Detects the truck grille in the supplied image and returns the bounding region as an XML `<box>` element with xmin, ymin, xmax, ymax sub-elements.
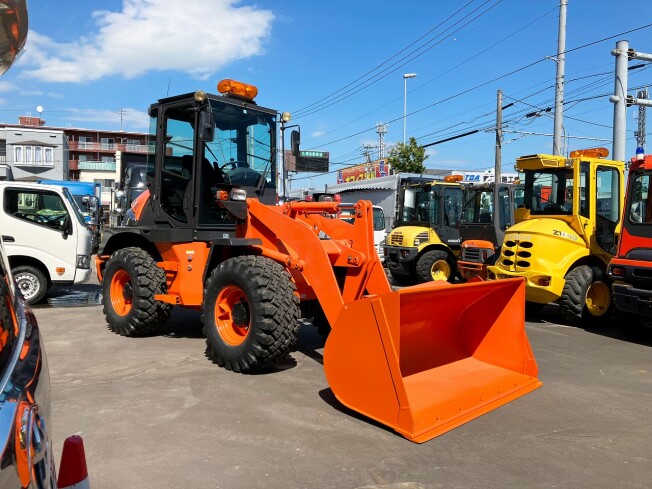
<box><xmin>388</xmin><ymin>232</ymin><xmax>404</xmax><ymax>246</ymax></box>
<box><xmin>462</xmin><ymin>248</ymin><xmax>482</xmax><ymax>262</ymax></box>
<box><xmin>500</xmin><ymin>240</ymin><xmax>533</xmax><ymax>270</ymax></box>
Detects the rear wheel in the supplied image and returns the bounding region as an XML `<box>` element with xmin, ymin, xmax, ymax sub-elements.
<box><xmin>102</xmin><ymin>247</ymin><xmax>171</xmax><ymax>336</ymax></box>
<box><xmin>203</xmin><ymin>255</ymin><xmax>301</xmax><ymax>372</ymax></box>
<box><xmin>13</xmin><ymin>265</ymin><xmax>48</xmax><ymax>304</ymax></box>
<box><xmin>559</xmin><ymin>265</ymin><xmax>612</xmax><ymax>326</ymax></box>
<box><xmin>416</xmin><ymin>250</ymin><xmax>454</xmax><ymax>283</ymax></box>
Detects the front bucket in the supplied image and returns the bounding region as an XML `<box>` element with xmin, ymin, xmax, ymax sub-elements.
<box><xmin>323</xmin><ymin>278</ymin><xmax>541</xmax><ymax>443</ymax></box>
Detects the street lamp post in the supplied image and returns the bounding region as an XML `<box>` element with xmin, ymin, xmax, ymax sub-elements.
<box><xmin>403</xmin><ymin>73</ymin><xmax>417</xmax><ymax>145</ymax></box>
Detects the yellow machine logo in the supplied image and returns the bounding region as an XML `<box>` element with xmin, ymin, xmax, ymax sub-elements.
<box><xmin>552</xmin><ymin>229</ymin><xmax>578</xmax><ymax>241</ymax></box>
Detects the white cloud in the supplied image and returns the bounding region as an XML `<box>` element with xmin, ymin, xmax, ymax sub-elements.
<box><xmin>311</xmin><ymin>130</ymin><xmax>326</xmax><ymax>138</ymax></box>
<box><xmin>21</xmin><ymin>0</ymin><xmax>274</xmax><ymax>83</ymax></box>
<box><xmin>63</xmin><ymin>108</ymin><xmax>150</xmax><ymax>131</ymax></box>
<box><xmin>0</xmin><ymin>81</ymin><xmax>16</xmax><ymax>92</ymax></box>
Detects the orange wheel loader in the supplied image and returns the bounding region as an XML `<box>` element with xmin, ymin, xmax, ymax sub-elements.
<box><xmin>96</xmin><ymin>79</ymin><xmax>542</xmax><ymax>443</ymax></box>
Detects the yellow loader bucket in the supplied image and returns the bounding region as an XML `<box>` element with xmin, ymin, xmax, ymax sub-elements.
<box><xmin>323</xmin><ymin>278</ymin><xmax>541</xmax><ymax>443</ymax></box>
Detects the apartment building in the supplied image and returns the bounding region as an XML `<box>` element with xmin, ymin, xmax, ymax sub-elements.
<box><xmin>0</xmin><ymin>116</ymin><xmax>151</xmax><ymax>206</ymax></box>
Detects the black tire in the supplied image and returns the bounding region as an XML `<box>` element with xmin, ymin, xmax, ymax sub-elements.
<box><xmin>13</xmin><ymin>265</ymin><xmax>48</xmax><ymax>304</ymax></box>
<box><xmin>559</xmin><ymin>265</ymin><xmax>612</xmax><ymax>326</ymax></box>
<box><xmin>202</xmin><ymin>255</ymin><xmax>301</xmax><ymax>373</ymax></box>
<box><xmin>102</xmin><ymin>247</ymin><xmax>171</xmax><ymax>336</ymax></box>
<box><xmin>415</xmin><ymin>250</ymin><xmax>454</xmax><ymax>283</ymax></box>
<box><xmin>389</xmin><ymin>270</ymin><xmax>417</xmax><ymax>286</ymax></box>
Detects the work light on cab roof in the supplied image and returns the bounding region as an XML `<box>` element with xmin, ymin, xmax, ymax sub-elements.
<box><xmin>217</xmin><ymin>79</ymin><xmax>258</xmax><ymax>101</ymax></box>
<box><xmin>444</xmin><ymin>174</ymin><xmax>463</xmax><ymax>183</ymax></box>
<box><xmin>569</xmin><ymin>147</ymin><xmax>609</xmax><ymax>159</ymax></box>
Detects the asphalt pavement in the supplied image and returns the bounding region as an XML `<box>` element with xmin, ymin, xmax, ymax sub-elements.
<box><xmin>33</xmin><ymin>276</ymin><xmax>652</xmax><ymax>489</ymax></box>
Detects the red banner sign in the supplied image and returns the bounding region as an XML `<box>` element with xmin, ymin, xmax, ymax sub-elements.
<box><xmin>337</xmin><ymin>160</ymin><xmax>391</xmax><ymax>184</ymax></box>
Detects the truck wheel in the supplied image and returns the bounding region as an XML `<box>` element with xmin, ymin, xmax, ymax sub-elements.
<box><xmin>416</xmin><ymin>250</ymin><xmax>454</xmax><ymax>283</ymax></box>
<box><xmin>203</xmin><ymin>256</ymin><xmax>301</xmax><ymax>373</ymax></box>
<box><xmin>13</xmin><ymin>265</ymin><xmax>48</xmax><ymax>304</ymax></box>
<box><xmin>102</xmin><ymin>247</ymin><xmax>171</xmax><ymax>336</ymax></box>
<box><xmin>560</xmin><ymin>265</ymin><xmax>612</xmax><ymax>326</ymax></box>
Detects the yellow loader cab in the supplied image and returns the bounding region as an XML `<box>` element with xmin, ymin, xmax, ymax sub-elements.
<box><xmin>384</xmin><ymin>177</ymin><xmax>464</xmax><ymax>284</ymax></box>
<box><xmin>487</xmin><ymin>148</ymin><xmax>624</xmax><ymax>325</ymax></box>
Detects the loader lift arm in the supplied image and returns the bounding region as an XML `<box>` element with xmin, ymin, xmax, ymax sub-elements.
<box><xmin>238</xmin><ymin>198</ymin><xmax>542</xmax><ymax>443</ymax></box>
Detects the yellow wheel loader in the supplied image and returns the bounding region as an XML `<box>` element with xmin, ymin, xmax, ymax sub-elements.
<box><xmin>95</xmin><ymin>79</ymin><xmax>541</xmax><ymax>443</ymax></box>
<box><xmin>487</xmin><ymin>148</ymin><xmax>624</xmax><ymax>325</ymax></box>
<box><xmin>384</xmin><ymin>176</ymin><xmax>464</xmax><ymax>284</ymax></box>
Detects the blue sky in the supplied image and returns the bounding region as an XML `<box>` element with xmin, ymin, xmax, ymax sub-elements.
<box><xmin>3</xmin><ymin>0</ymin><xmax>652</xmax><ymax>190</ymax></box>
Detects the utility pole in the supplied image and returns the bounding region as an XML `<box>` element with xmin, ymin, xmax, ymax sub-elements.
<box><xmin>552</xmin><ymin>0</ymin><xmax>567</xmax><ymax>156</ymax></box>
<box><xmin>361</xmin><ymin>144</ymin><xmax>374</xmax><ymax>163</ymax></box>
<box><xmin>495</xmin><ymin>89</ymin><xmax>503</xmax><ymax>185</ymax></box>
<box><xmin>494</xmin><ymin>89</ymin><xmax>503</xmax><ymax>228</ymax></box>
<box><xmin>610</xmin><ymin>41</ymin><xmax>652</xmax><ymax>161</ymax></box>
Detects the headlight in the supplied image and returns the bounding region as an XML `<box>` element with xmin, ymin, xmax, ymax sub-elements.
<box><xmin>230</xmin><ymin>188</ymin><xmax>247</xmax><ymax>201</ymax></box>
<box><xmin>76</xmin><ymin>255</ymin><xmax>91</xmax><ymax>269</ymax></box>
<box><xmin>413</xmin><ymin>232</ymin><xmax>429</xmax><ymax>246</ymax></box>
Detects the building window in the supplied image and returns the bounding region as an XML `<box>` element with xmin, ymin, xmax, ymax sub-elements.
<box><xmin>13</xmin><ymin>145</ymin><xmax>55</xmax><ymax>167</ymax></box>
<box><xmin>79</xmin><ymin>136</ymin><xmax>92</xmax><ymax>150</ymax></box>
<box><xmin>94</xmin><ymin>178</ymin><xmax>114</xmax><ymax>189</ymax></box>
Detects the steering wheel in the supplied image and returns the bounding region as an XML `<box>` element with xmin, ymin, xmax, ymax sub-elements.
<box><xmin>220</xmin><ymin>161</ymin><xmax>249</xmax><ymax>171</ymax></box>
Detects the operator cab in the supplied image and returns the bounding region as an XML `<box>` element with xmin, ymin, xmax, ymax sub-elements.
<box><xmin>148</xmin><ymin>80</ymin><xmax>278</xmax><ymax>230</ymax></box>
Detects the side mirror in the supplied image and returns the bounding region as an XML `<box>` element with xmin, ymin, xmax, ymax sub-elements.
<box><xmin>199</xmin><ymin>110</ymin><xmax>215</xmax><ymax>142</ymax></box>
<box><xmin>81</xmin><ymin>195</ymin><xmax>89</xmax><ymax>204</ymax></box>
<box><xmin>0</xmin><ymin>1</ymin><xmax>28</xmax><ymax>76</ymax></box>
<box><xmin>61</xmin><ymin>215</ymin><xmax>71</xmax><ymax>238</ymax></box>
<box><xmin>291</xmin><ymin>130</ymin><xmax>300</xmax><ymax>157</ymax></box>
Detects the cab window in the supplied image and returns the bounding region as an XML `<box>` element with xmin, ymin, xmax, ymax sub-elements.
<box><xmin>595</xmin><ymin>166</ymin><xmax>620</xmax><ymax>253</ymax></box>
<box><xmin>373</xmin><ymin>207</ymin><xmax>386</xmax><ymax>231</ymax></box>
<box><xmin>444</xmin><ymin>187</ymin><xmax>463</xmax><ymax>228</ymax></box>
<box><xmin>4</xmin><ymin>189</ymin><xmax>70</xmax><ymax>232</ymax></box>
<box><xmin>628</xmin><ymin>174</ymin><xmax>650</xmax><ymax>224</ymax></box>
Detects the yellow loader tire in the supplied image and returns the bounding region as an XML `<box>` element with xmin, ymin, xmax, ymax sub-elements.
<box><xmin>559</xmin><ymin>265</ymin><xmax>612</xmax><ymax>326</ymax></box>
<box><xmin>416</xmin><ymin>250</ymin><xmax>454</xmax><ymax>283</ymax></box>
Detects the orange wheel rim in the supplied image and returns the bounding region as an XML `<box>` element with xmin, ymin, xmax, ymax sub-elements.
<box><xmin>214</xmin><ymin>285</ymin><xmax>250</xmax><ymax>346</ymax></box>
<box><xmin>110</xmin><ymin>269</ymin><xmax>133</xmax><ymax>316</ymax></box>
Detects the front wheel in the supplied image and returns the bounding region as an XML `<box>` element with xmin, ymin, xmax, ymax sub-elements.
<box><xmin>203</xmin><ymin>255</ymin><xmax>301</xmax><ymax>373</ymax></box>
<box><xmin>559</xmin><ymin>265</ymin><xmax>612</xmax><ymax>326</ymax></box>
<box><xmin>416</xmin><ymin>250</ymin><xmax>454</xmax><ymax>283</ymax></box>
<box><xmin>13</xmin><ymin>265</ymin><xmax>48</xmax><ymax>304</ymax></box>
<box><xmin>102</xmin><ymin>247</ymin><xmax>171</xmax><ymax>336</ymax></box>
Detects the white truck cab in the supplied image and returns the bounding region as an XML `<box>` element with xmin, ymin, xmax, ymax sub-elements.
<box><xmin>0</xmin><ymin>181</ymin><xmax>93</xmax><ymax>304</ymax></box>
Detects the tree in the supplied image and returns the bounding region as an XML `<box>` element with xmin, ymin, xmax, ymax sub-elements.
<box><xmin>386</xmin><ymin>137</ymin><xmax>428</xmax><ymax>174</ymax></box>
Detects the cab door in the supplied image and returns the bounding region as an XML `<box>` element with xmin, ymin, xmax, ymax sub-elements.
<box><xmin>439</xmin><ymin>186</ymin><xmax>463</xmax><ymax>249</ymax></box>
<box><xmin>2</xmin><ymin>187</ymin><xmax>77</xmax><ymax>282</ymax></box>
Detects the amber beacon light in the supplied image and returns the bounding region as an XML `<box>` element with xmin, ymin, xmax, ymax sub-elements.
<box><xmin>217</xmin><ymin>79</ymin><xmax>258</xmax><ymax>101</ymax></box>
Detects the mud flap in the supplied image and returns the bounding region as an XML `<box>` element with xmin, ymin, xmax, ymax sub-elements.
<box><xmin>323</xmin><ymin>278</ymin><xmax>541</xmax><ymax>443</ymax></box>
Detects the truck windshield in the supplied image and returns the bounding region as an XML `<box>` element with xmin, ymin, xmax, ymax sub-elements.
<box><xmin>71</xmin><ymin>195</ymin><xmax>91</xmax><ymax>218</ymax></box>
<box><xmin>461</xmin><ymin>187</ymin><xmax>494</xmax><ymax>224</ymax></box>
<box><xmin>63</xmin><ymin>188</ymin><xmax>88</xmax><ymax>227</ymax></box>
<box><xmin>206</xmin><ymin>99</ymin><xmax>276</xmax><ymax>191</ymax></box>
<box><xmin>523</xmin><ymin>169</ymin><xmax>575</xmax><ymax>215</ymax></box>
